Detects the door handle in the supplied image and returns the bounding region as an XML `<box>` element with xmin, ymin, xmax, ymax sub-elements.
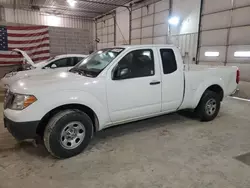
<box><xmin>150</xmin><ymin>81</ymin><xmax>161</xmax><ymax>85</ymax></box>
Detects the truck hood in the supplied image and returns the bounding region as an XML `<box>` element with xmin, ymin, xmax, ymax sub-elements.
<box><xmin>12</xmin><ymin>49</ymin><xmax>35</xmax><ymax>67</ymax></box>
<box><xmin>10</xmin><ymin>71</ymin><xmax>93</xmax><ymax>94</ymax></box>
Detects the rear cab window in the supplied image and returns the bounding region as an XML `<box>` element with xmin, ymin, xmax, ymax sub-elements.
<box><xmin>160</xmin><ymin>49</ymin><xmax>177</xmax><ymax>74</ymax></box>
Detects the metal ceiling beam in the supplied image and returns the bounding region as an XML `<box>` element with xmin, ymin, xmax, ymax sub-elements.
<box><xmin>78</xmin><ymin>0</ymin><xmax>130</xmax><ymax>8</ymax></box>
<box><xmin>0</xmin><ymin>2</ymin><xmax>103</xmax><ymax>14</ymax></box>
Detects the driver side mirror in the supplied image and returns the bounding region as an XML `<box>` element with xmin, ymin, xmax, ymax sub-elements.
<box><xmin>113</xmin><ymin>65</ymin><xmax>129</xmax><ymax>80</ymax></box>
<box><xmin>51</xmin><ymin>64</ymin><xmax>57</xmax><ymax>69</ymax></box>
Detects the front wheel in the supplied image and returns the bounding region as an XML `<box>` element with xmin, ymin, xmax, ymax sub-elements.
<box><xmin>195</xmin><ymin>90</ymin><xmax>221</xmax><ymax>122</ymax></box>
<box><xmin>44</xmin><ymin>109</ymin><xmax>93</xmax><ymax>158</ymax></box>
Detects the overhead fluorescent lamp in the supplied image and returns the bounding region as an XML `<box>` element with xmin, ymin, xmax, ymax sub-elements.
<box><xmin>234</xmin><ymin>51</ymin><xmax>250</xmax><ymax>57</ymax></box>
<box><xmin>205</xmin><ymin>51</ymin><xmax>220</xmax><ymax>57</ymax></box>
<box><xmin>168</xmin><ymin>16</ymin><xmax>180</xmax><ymax>26</ymax></box>
<box><xmin>67</xmin><ymin>0</ymin><xmax>76</xmax><ymax>7</ymax></box>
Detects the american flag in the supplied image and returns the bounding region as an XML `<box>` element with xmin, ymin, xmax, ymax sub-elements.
<box><xmin>0</xmin><ymin>25</ymin><xmax>50</xmax><ymax>65</ymax></box>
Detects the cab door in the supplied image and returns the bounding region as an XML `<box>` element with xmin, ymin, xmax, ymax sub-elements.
<box><xmin>106</xmin><ymin>48</ymin><xmax>162</xmax><ymax>123</ymax></box>
<box><xmin>158</xmin><ymin>48</ymin><xmax>184</xmax><ymax>112</ymax></box>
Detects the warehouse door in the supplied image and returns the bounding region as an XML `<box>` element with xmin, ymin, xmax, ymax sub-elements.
<box><xmin>198</xmin><ymin>0</ymin><xmax>250</xmax><ymax>82</ymax></box>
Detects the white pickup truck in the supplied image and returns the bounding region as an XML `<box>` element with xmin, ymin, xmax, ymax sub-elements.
<box><xmin>0</xmin><ymin>49</ymin><xmax>87</xmax><ymax>88</ymax></box>
<box><xmin>3</xmin><ymin>45</ymin><xmax>239</xmax><ymax>158</ymax></box>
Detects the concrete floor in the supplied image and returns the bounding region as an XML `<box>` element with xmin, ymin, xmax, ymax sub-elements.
<box><xmin>1</xmin><ymin>98</ymin><xmax>250</xmax><ymax>188</ymax></box>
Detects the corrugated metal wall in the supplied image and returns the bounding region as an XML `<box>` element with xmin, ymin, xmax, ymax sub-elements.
<box><xmin>170</xmin><ymin>33</ymin><xmax>198</xmax><ymax>64</ymax></box>
<box><xmin>2</xmin><ymin>8</ymin><xmax>93</xmax><ymax>30</ymax></box>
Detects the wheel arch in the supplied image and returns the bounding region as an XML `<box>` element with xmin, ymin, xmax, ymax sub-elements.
<box><xmin>194</xmin><ymin>83</ymin><xmax>224</xmax><ymax>109</ymax></box>
<box><xmin>36</xmin><ymin>103</ymin><xmax>99</xmax><ymax>137</ymax></box>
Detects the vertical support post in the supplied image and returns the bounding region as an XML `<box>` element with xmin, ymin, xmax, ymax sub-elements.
<box><xmin>128</xmin><ymin>4</ymin><xmax>132</xmax><ymax>44</ymax></box>
<box><xmin>168</xmin><ymin>0</ymin><xmax>173</xmax><ymax>36</ymax></box>
<box><xmin>113</xmin><ymin>10</ymin><xmax>116</xmax><ymax>46</ymax></box>
<box><xmin>195</xmin><ymin>0</ymin><xmax>204</xmax><ymax>64</ymax></box>
<box><xmin>224</xmin><ymin>0</ymin><xmax>235</xmax><ymax>66</ymax></box>
<box><xmin>95</xmin><ymin>19</ymin><xmax>97</xmax><ymax>50</ymax></box>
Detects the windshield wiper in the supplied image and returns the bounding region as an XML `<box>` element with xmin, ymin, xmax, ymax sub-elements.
<box><xmin>69</xmin><ymin>68</ymin><xmax>95</xmax><ymax>77</ymax></box>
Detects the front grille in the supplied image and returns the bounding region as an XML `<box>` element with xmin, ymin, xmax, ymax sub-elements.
<box><xmin>4</xmin><ymin>90</ymin><xmax>14</xmax><ymax>109</ymax></box>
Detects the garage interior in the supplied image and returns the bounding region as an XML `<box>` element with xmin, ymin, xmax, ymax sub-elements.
<box><xmin>0</xmin><ymin>0</ymin><xmax>250</xmax><ymax>187</ymax></box>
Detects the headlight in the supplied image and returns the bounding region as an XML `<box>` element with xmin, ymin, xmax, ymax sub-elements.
<box><xmin>10</xmin><ymin>94</ymin><xmax>37</xmax><ymax>110</ymax></box>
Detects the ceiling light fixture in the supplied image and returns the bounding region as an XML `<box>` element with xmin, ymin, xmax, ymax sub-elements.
<box><xmin>67</xmin><ymin>0</ymin><xmax>77</xmax><ymax>7</ymax></box>
<box><xmin>234</xmin><ymin>51</ymin><xmax>250</xmax><ymax>57</ymax></box>
<box><xmin>168</xmin><ymin>16</ymin><xmax>180</xmax><ymax>26</ymax></box>
<box><xmin>205</xmin><ymin>51</ymin><xmax>220</xmax><ymax>57</ymax></box>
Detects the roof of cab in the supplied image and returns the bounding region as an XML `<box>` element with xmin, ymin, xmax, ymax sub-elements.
<box><xmin>115</xmin><ymin>44</ymin><xmax>175</xmax><ymax>49</ymax></box>
<box><xmin>55</xmin><ymin>54</ymin><xmax>88</xmax><ymax>58</ymax></box>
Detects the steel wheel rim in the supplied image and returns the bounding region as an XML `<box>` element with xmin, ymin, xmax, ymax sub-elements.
<box><xmin>60</xmin><ymin>121</ymin><xmax>85</xmax><ymax>150</ymax></box>
<box><xmin>205</xmin><ymin>98</ymin><xmax>217</xmax><ymax>116</ymax></box>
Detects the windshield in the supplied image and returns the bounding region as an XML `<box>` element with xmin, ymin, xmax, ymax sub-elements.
<box><xmin>70</xmin><ymin>48</ymin><xmax>124</xmax><ymax>77</ymax></box>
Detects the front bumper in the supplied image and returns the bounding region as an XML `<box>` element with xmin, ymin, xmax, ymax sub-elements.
<box><xmin>4</xmin><ymin>116</ymin><xmax>39</xmax><ymax>140</ymax></box>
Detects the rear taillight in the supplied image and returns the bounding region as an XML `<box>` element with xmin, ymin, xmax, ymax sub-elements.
<box><xmin>236</xmin><ymin>69</ymin><xmax>240</xmax><ymax>84</ymax></box>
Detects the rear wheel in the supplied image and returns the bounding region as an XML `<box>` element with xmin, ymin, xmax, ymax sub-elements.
<box><xmin>44</xmin><ymin>109</ymin><xmax>93</xmax><ymax>158</ymax></box>
<box><xmin>195</xmin><ymin>90</ymin><xmax>220</xmax><ymax>121</ymax></box>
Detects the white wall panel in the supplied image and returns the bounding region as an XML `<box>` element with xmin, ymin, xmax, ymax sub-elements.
<box><xmin>154</xmin><ymin>10</ymin><xmax>168</xmax><ymax>25</ymax></box>
<box><xmin>201</xmin><ymin>11</ymin><xmax>231</xmax><ymax>31</ymax></box>
<box><xmin>97</xmin><ymin>22</ymin><xmax>102</xmax><ymax>29</ymax></box>
<box><xmin>142</xmin><ymin>26</ymin><xmax>153</xmax><ymax>38</ymax></box>
<box><xmin>153</xmin><ymin>36</ymin><xmax>167</xmax><ymax>44</ymax></box>
<box><xmin>97</xmin><ymin>43</ymin><xmax>102</xmax><ymax>49</ymax></box>
<box><xmin>132</xmin><ymin>18</ymin><xmax>141</xmax><ymax>29</ymax></box>
<box><xmin>154</xmin><ymin>24</ymin><xmax>168</xmax><ymax>36</ymax></box>
<box><xmin>97</xmin><ymin>29</ymin><xmax>102</xmax><ymax>36</ymax></box>
<box><xmin>130</xmin><ymin>0</ymin><xmax>169</xmax><ymax>45</ymax></box>
<box><xmin>131</xmin><ymin>29</ymin><xmax>141</xmax><ymax>39</ymax></box>
<box><xmin>108</xmin><ymin>26</ymin><xmax>114</xmax><ymax>34</ymax></box>
<box><xmin>234</xmin><ymin>0</ymin><xmax>250</xmax><ymax>7</ymax></box>
<box><xmin>131</xmin><ymin>39</ymin><xmax>141</xmax><ymax>44</ymax></box>
<box><xmin>200</xmin><ymin>29</ymin><xmax>228</xmax><ymax>46</ymax></box>
<box><xmin>102</xmin><ymin>35</ymin><xmax>108</xmax><ymax>43</ymax></box>
<box><xmin>132</xmin><ymin>8</ymin><xmax>142</xmax><ymax>19</ymax></box>
<box><xmin>115</xmin><ymin>7</ymin><xmax>129</xmax><ymax>45</ymax></box>
<box><xmin>202</xmin><ymin>0</ymin><xmax>232</xmax><ymax>14</ymax></box>
<box><xmin>155</xmin><ymin>0</ymin><xmax>170</xmax><ymax>13</ymax></box>
<box><xmin>229</xmin><ymin>26</ymin><xmax>250</xmax><ymax>45</ymax></box>
<box><xmin>142</xmin><ymin>4</ymin><xmax>154</xmax><ymax>16</ymax></box>
<box><xmin>102</xmin><ymin>27</ymin><xmax>108</xmax><ymax>35</ymax></box>
<box><xmin>107</xmin><ymin>42</ymin><xmax>114</xmax><ymax>47</ymax></box>
<box><xmin>108</xmin><ymin>34</ymin><xmax>114</xmax><ymax>42</ymax></box>
<box><xmin>142</xmin><ymin>15</ymin><xmax>154</xmax><ymax>27</ymax></box>
<box><xmin>232</xmin><ymin>7</ymin><xmax>250</xmax><ymax>27</ymax></box>
<box><xmin>96</xmin><ymin>15</ymin><xmax>115</xmax><ymax>49</ymax></box>
<box><xmin>107</xmin><ymin>18</ymin><xmax>114</xmax><ymax>26</ymax></box>
<box><xmin>141</xmin><ymin>38</ymin><xmax>153</xmax><ymax>44</ymax></box>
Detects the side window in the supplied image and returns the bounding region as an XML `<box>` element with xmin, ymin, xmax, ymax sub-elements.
<box><xmin>113</xmin><ymin>49</ymin><xmax>154</xmax><ymax>80</ymax></box>
<box><xmin>48</xmin><ymin>58</ymin><xmax>69</xmax><ymax>68</ymax></box>
<box><xmin>66</xmin><ymin>57</ymin><xmax>76</xmax><ymax>67</ymax></box>
<box><xmin>73</xmin><ymin>57</ymin><xmax>84</xmax><ymax>66</ymax></box>
<box><xmin>160</xmin><ymin>49</ymin><xmax>177</xmax><ymax>74</ymax></box>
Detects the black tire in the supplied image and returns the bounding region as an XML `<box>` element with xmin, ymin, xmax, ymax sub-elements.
<box><xmin>44</xmin><ymin>109</ymin><xmax>93</xmax><ymax>159</ymax></box>
<box><xmin>195</xmin><ymin>90</ymin><xmax>221</xmax><ymax>122</ymax></box>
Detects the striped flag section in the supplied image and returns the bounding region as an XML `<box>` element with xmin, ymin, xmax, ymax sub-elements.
<box><xmin>0</xmin><ymin>26</ymin><xmax>50</xmax><ymax>65</ymax></box>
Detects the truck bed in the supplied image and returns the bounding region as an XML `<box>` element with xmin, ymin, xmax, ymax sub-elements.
<box><xmin>180</xmin><ymin>64</ymin><xmax>238</xmax><ymax>110</ymax></box>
